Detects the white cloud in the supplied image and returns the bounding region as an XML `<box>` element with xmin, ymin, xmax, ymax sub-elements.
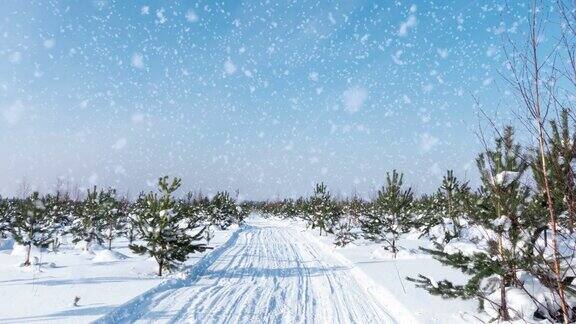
<box><xmin>391</xmin><ymin>50</ymin><xmax>405</xmax><ymax>65</ymax></box>
<box><xmin>131</xmin><ymin>53</ymin><xmax>144</xmax><ymax>69</ymax></box>
<box><xmin>88</xmin><ymin>173</ymin><xmax>99</xmax><ymax>185</ymax></box>
<box><xmin>419</xmin><ymin>133</ymin><xmax>439</xmax><ymax>152</ymax></box>
<box><xmin>185</xmin><ymin>9</ymin><xmax>199</xmax><ymax>23</ymax></box>
<box><xmin>308</xmin><ymin>71</ymin><xmax>319</xmax><ymax>82</ymax></box>
<box><xmin>224</xmin><ymin>59</ymin><xmax>237</xmax><ymax>75</ymax></box>
<box><xmin>155</xmin><ymin>8</ymin><xmax>167</xmax><ymax>24</ymax></box>
<box><xmin>3</xmin><ymin>100</ymin><xmax>24</xmax><ymax>125</ymax></box>
<box><xmin>114</xmin><ymin>165</ymin><xmax>126</xmax><ymax>175</ymax></box>
<box><xmin>43</xmin><ymin>39</ymin><xmax>55</xmax><ymax>49</ymax></box>
<box><xmin>141</xmin><ymin>6</ymin><xmax>149</xmax><ymax>15</ymax></box>
<box><xmin>112</xmin><ymin>138</ymin><xmax>127</xmax><ymax>150</ymax></box>
<box><xmin>131</xmin><ymin>113</ymin><xmax>145</xmax><ymax>124</ymax></box>
<box><xmin>342</xmin><ymin>87</ymin><xmax>368</xmax><ymax>113</ymax></box>
<box><xmin>437</xmin><ymin>48</ymin><xmax>449</xmax><ymax>59</ymax></box>
<box><xmin>398</xmin><ymin>15</ymin><xmax>417</xmax><ymax>36</ymax></box>
<box><xmin>402</xmin><ymin>95</ymin><xmax>412</xmax><ymax>104</ymax></box>
<box><xmin>486</xmin><ymin>45</ymin><xmax>498</xmax><ymax>57</ymax></box>
<box><xmin>9</xmin><ymin>51</ymin><xmax>21</xmax><ymax>64</ymax></box>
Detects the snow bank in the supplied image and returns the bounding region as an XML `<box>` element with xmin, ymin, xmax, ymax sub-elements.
<box><xmin>10</xmin><ymin>243</ymin><xmax>41</xmax><ymax>256</ymax></box>
<box><xmin>74</xmin><ymin>241</ymin><xmax>105</xmax><ymax>254</ymax></box>
<box><xmin>302</xmin><ymin>230</ymin><xmax>420</xmax><ymax>324</ymax></box>
<box><xmin>94</xmin><ymin>225</ymin><xmax>245</xmax><ymax>323</ymax></box>
<box><xmin>0</xmin><ymin>238</ymin><xmax>14</xmax><ymax>251</ymax></box>
<box><xmin>92</xmin><ymin>249</ymin><xmax>128</xmax><ymax>263</ymax></box>
<box><xmin>371</xmin><ymin>245</ymin><xmax>429</xmax><ymax>260</ymax></box>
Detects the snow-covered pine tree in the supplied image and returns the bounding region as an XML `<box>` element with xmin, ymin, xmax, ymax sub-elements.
<box><xmin>343</xmin><ymin>195</ymin><xmax>366</xmax><ymax>226</ymax></box>
<box><xmin>361</xmin><ymin>170</ymin><xmax>413</xmax><ymax>257</ymax></box>
<box><xmin>438</xmin><ymin>170</ymin><xmax>471</xmax><ymax>234</ymax></box>
<box><xmin>409</xmin><ymin>126</ymin><xmax>536</xmax><ymax>321</ymax></box>
<box><xmin>208</xmin><ymin>191</ymin><xmax>240</xmax><ymax>230</ymax></box>
<box><xmin>126</xmin><ymin>192</ymin><xmax>146</xmax><ymax>244</ymax></box>
<box><xmin>333</xmin><ymin>196</ymin><xmax>364</xmax><ymax>247</ymax></box>
<box><xmin>10</xmin><ymin>192</ymin><xmax>57</xmax><ymax>266</ymax></box>
<box><xmin>0</xmin><ymin>197</ymin><xmax>11</xmax><ymax>238</ymax></box>
<box><xmin>70</xmin><ymin>186</ymin><xmax>106</xmax><ymax>251</ymax></box>
<box><xmin>333</xmin><ymin>215</ymin><xmax>356</xmax><ymax>247</ymax></box>
<box><xmin>43</xmin><ymin>192</ymin><xmax>74</xmax><ymax>252</ymax></box>
<box><xmin>532</xmin><ymin>109</ymin><xmax>576</xmax><ymax>232</ymax></box>
<box><xmin>410</xmin><ymin>193</ymin><xmax>437</xmax><ymax>236</ymax></box>
<box><xmin>281</xmin><ymin>199</ymin><xmax>299</xmax><ymax>218</ymax></box>
<box><xmin>237</xmin><ymin>201</ymin><xmax>250</xmax><ymax>223</ymax></box>
<box><xmin>306</xmin><ymin>182</ymin><xmax>340</xmax><ymax>236</ymax></box>
<box><xmin>101</xmin><ymin>189</ymin><xmax>128</xmax><ymax>250</ymax></box>
<box><xmin>419</xmin><ymin>170</ymin><xmax>473</xmax><ymax>242</ymax></box>
<box><xmin>129</xmin><ymin>176</ymin><xmax>207</xmax><ymax>276</ymax></box>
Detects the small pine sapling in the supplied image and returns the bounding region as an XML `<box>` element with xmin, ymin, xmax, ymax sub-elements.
<box><xmin>361</xmin><ymin>170</ymin><xmax>413</xmax><ymax>258</ymax></box>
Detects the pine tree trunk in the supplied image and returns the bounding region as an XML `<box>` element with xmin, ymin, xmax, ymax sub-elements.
<box><xmin>496</xmin><ymin>233</ymin><xmax>510</xmax><ymax>320</ymax></box>
<box><xmin>108</xmin><ymin>223</ymin><xmax>113</xmax><ymax>250</ymax></box>
<box><xmin>499</xmin><ymin>278</ymin><xmax>510</xmax><ymax>320</ymax></box>
<box><xmin>158</xmin><ymin>259</ymin><xmax>163</xmax><ymax>276</ymax></box>
<box><xmin>24</xmin><ymin>243</ymin><xmax>32</xmax><ymax>266</ymax></box>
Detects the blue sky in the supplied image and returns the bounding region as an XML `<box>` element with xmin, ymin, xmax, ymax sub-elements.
<box><xmin>0</xmin><ymin>0</ymin><xmax>537</xmax><ymax>199</ymax></box>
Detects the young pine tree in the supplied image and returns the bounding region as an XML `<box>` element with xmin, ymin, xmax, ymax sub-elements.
<box><xmin>333</xmin><ymin>213</ymin><xmax>357</xmax><ymax>247</ymax></box>
<box><xmin>0</xmin><ymin>197</ymin><xmax>11</xmax><ymax>238</ymax></box>
<box><xmin>43</xmin><ymin>192</ymin><xmax>74</xmax><ymax>252</ymax></box>
<box><xmin>333</xmin><ymin>196</ymin><xmax>365</xmax><ymax>247</ymax></box>
<box><xmin>208</xmin><ymin>191</ymin><xmax>240</xmax><ymax>230</ymax></box>
<box><xmin>439</xmin><ymin>170</ymin><xmax>471</xmax><ymax>234</ymax></box>
<box><xmin>361</xmin><ymin>170</ymin><xmax>414</xmax><ymax>258</ymax></box>
<box><xmin>70</xmin><ymin>187</ymin><xmax>107</xmax><ymax>251</ymax></box>
<box><xmin>409</xmin><ymin>126</ymin><xmax>534</xmax><ymax>321</ymax></box>
<box><xmin>420</xmin><ymin>170</ymin><xmax>473</xmax><ymax>242</ymax></box>
<box><xmin>126</xmin><ymin>192</ymin><xmax>147</xmax><ymax>244</ymax></box>
<box><xmin>10</xmin><ymin>192</ymin><xmax>57</xmax><ymax>266</ymax></box>
<box><xmin>279</xmin><ymin>199</ymin><xmax>299</xmax><ymax>219</ymax></box>
<box><xmin>101</xmin><ymin>189</ymin><xmax>128</xmax><ymax>250</ymax></box>
<box><xmin>129</xmin><ymin>177</ymin><xmax>207</xmax><ymax>276</ymax></box>
<box><xmin>306</xmin><ymin>183</ymin><xmax>340</xmax><ymax>236</ymax></box>
<box><xmin>532</xmin><ymin>109</ymin><xmax>576</xmax><ymax>232</ymax></box>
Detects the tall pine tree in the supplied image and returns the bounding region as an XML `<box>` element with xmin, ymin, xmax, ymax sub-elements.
<box><xmin>129</xmin><ymin>176</ymin><xmax>207</xmax><ymax>276</ymax></box>
<box><xmin>409</xmin><ymin>127</ymin><xmax>535</xmax><ymax>321</ymax></box>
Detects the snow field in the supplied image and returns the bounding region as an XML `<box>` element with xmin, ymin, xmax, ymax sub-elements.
<box><xmin>98</xmin><ymin>217</ymin><xmax>399</xmax><ymax>323</ymax></box>
<box><xmin>0</xmin><ymin>225</ymin><xmax>236</xmax><ymax>323</ymax></box>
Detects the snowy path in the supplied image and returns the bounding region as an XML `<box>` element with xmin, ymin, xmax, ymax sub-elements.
<box><xmin>97</xmin><ymin>218</ymin><xmax>396</xmax><ymax>324</ymax></box>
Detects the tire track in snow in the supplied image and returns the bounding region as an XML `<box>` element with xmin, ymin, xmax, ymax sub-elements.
<box><xmin>97</xmin><ymin>219</ymin><xmax>397</xmax><ymax>324</ymax></box>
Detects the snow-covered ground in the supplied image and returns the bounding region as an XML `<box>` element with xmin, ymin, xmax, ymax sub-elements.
<box><xmin>0</xmin><ymin>215</ymin><xmax>482</xmax><ymax>323</ymax></box>
<box><xmin>0</xmin><ymin>226</ymin><xmax>238</xmax><ymax>323</ymax></box>
<box><xmin>291</xmin><ymin>218</ymin><xmax>483</xmax><ymax>323</ymax></box>
<box><xmin>98</xmin><ymin>217</ymin><xmax>412</xmax><ymax>323</ymax></box>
